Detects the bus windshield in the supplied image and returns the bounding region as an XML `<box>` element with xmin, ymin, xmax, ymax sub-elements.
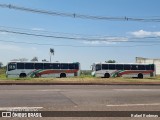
<box><xmin>8</xmin><ymin>63</ymin><xmax>16</xmax><ymax>71</ymax></box>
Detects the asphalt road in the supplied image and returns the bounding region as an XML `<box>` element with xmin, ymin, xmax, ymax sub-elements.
<box><xmin>0</xmin><ymin>85</ymin><xmax>160</xmax><ymax>120</ymax></box>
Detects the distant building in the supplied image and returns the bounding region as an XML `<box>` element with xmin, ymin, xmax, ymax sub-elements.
<box><xmin>136</xmin><ymin>57</ymin><xmax>160</xmax><ymax>75</ymax></box>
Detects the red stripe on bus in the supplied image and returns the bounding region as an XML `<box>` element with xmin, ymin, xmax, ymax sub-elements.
<box><xmin>39</xmin><ymin>69</ymin><xmax>78</xmax><ymax>75</ymax></box>
<box><xmin>119</xmin><ymin>70</ymin><xmax>154</xmax><ymax>76</ymax></box>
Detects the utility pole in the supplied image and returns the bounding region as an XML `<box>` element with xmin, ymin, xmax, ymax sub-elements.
<box><xmin>50</xmin><ymin>48</ymin><xmax>54</xmax><ymax>62</ymax></box>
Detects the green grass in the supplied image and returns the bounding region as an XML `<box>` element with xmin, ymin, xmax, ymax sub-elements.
<box><xmin>0</xmin><ymin>68</ymin><xmax>6</xmax><ymax>79</ymax></box>
<box><xmin>0</xmin><ymin>77</ymin><xmax>160</xmax><ymax>84</ymax></box>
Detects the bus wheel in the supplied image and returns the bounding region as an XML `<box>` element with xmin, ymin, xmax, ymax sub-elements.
<box><xmin>138</xmin><ymin>73</ymin><xmax>143</xmax><ymax>79</ymax></box>
<box><xmin>19</xmin><ymin>73</ymin><xmax>27</xmax><ymax>78</ymax></box>
<box><xmin>60</xmin><ymin>73</ymin><xmax>66</xmax><ymax>78</ymax></box>
<box><xmin>104</xmin><ymin>73</ymin><xmax>110</xmax><ymax>78</ymax></box>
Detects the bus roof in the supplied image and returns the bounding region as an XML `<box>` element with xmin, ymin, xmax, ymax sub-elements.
<box><xmin>93</xmin><ymin>62</ymin><xmax>154</xmax><ymax>65</ymax></box>
<box><xmin>8</xmin><ymin>61</ymin><xmax>80</xmax><ymax>64</ymax></box>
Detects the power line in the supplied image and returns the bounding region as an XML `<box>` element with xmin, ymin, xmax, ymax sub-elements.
<box><xmin>0</xmin><ymin>39</ymin><xmax>160</xmax><ymax>48</ymax></box>
<box><xmin>0</xmin><ymin>29</ymin><xmax>108</xmax><ymax>41</ymax></box>
<box><xmin>0</xmin><ymin>25</ymin><xmax>120</xmax><ymax>38</ymax></box>
<box><xmin>0</xmin><ymin>27</ymin><xmax>160</xmax><ymax>47</ymax></box>
<box><xmin>1</xmin><ymin>25</ymin><xmax>160</xmax><ymax>43</ymax></box>
<box><xmin>1</xmin><ymin>28</ymin><xmax>160</xmax><ymax>43</ymax></box>
<box><xmin>0</xmin><ymin>3</ymin><xmax>160</xmax><ymax>22</ymax></box>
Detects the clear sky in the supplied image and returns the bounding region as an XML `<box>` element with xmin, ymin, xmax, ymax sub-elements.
<box><xmin>0</xmin><ymin>0</ymin><xmax>160</xmax><ymax>69</ymax></box>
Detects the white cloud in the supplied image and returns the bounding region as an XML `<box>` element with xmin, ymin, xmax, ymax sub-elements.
<box><xmin>83</xmin><ymin>41</ymin><xmax>116</xmax><ymax>45</ymax></box>
<box><xmin>31</xmin><ymin>28</ymin><xmax>45</xmax><ymax>31</ymax></box>
<box><xmin>130</xmin><ymin>30</ymin><xmax>160</xmax><ymax>38</ymax></box>
<box><xmin>82</xmin><ymin>37</ymin><xmax>128</xmax><ymax>45</ymax></box>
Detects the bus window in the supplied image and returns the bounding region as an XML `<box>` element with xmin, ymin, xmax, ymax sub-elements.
<box><xmin>124</xmin><ymin>64</ymin><xmax>130</xmax><ymax>70</ymax></box>
<box><xmin>116</xmin><ymin>64</ymin><xmax>123</xmax><ymax>70</ymax></box>
<box><xmin>69</xmin><ymin>64</ymin><xmax>75</xmax><ymax>69</ymax></box>
<box><xmin>74</xmin><ymin>63</ymin><xmax>79</xmax><ymax>70</ymax></box>
<box><xmin>131</xmin><ymin>65</ymin><xmax>138</xmax><ymax>70</ymax></box>
<box><xmin>96</xmin><ymin>64</ymin><xmax>101</xmax><ymax>71</ymax></box>
<box><xmin>145</xmin><ymin>65</ymin><xmax>150</xmax><ymax>70</ymax></box>
<box><xmin>35</xmin><ymin>63</ymin><xmax>43</xmax><ymax>69</ymax></box>
<box><xmin>53</xmin><ymin>63</ymin><xmax>60</xmax><ymax>69</ymax></box>
<box><xmin>150</xmin><ymin>64</ymin><xmax>154</xmax><ymax>70</ymax></box>
<box><xmin>44</xmin><ymin>63</ymin><xmax>53</xmax><ymax>69</ymax></box>
<box><xmin>17</xmin><ymin>63</ymin><xmax>24</xmax><ymax>69</ymax></box>
<box><xmin>8</xmin><ymin>63</ymin><xmax>16</xmax><ymax>71</ymax></box>
<box><xmin>61</xmin><ymin>64</ymin><xmax>69</xmax><ymax>69</ymax></box>
<box><xmin>102</xmin><ymin>64</ymin><xmax>108</xmax><ymax>70</ymax></box>
<box><xmin>109</xmin><ymin>64</ymin><xmax>115</xmax><ymax>70</ymax></box>
<box><xmin>25</xmin><ymin>63</ymin><xmax>35</xmax><ymax>69</ymax></box>
<box><xmin>138</xmin><ymin>65</ymin><xmax>145</xmax><ymax>70</ymax></box>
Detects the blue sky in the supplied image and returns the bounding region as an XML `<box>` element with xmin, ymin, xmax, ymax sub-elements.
<box><xmin>0</xmin><ymin>0</ymin><xmax>160</xmax><ymax>69</ymax></box>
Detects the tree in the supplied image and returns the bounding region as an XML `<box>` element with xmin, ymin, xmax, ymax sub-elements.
<box><xmin>31</xmin><ymin>57</ymin><xmax>38</xmax><ymax>62</ymax></box>
<box><xmin>10</xmin><ymin>59</ymin><xmax>19</xmax><ymax>61</ymax></box>
<box><xmin>19</xmin><ymin>58</ymin><xmax>28</xmax><ymax>62</ymax></box>
<box><xmin>0</xmin><ymin>62</ymin><xmax>3</xmax><ymax>68</ymax></box>
<box><xmin>105</xmin><ymin>60</ymin><xmax>116</xmax><ymax>63</ymax></box>
<box><xmin>50</xmin><ymin>48</ymin><xmax>54</xmax><ymax>62</ymax></box>
<box><xmin>11</xmin><ymin>58</ymin><xmax>28</xmax><ymax>62</ymax></box>
<box><xmin>42</xmin><ymin>59</ymin><xmax>48</xmax><ymax>62</ymax></box>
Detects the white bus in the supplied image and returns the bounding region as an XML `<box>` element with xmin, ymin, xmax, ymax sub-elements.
<box><xmin>91</xmin><ymin>63</ymin><xmax>155</xmax><ymax>79</ymax></box>
<box><xmin>6</xmin><ymin>62</ymin><xmax>80</xmax><ymax>78</ymax></box>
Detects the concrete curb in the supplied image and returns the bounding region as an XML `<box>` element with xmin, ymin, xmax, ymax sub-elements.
<box><xmin>1</xmin><ymin>82</ymin><xmax>160</xmax><ymax>85</ymax></box>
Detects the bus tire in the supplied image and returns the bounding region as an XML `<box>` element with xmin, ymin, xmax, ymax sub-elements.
<box><xmin>19</xmin><ymin>73</ymin><xmax>27</xmax><ymax>78</ymax></box>
<box><xmin>104</xmin><ymin>73</ymin><xmax>110</xmax><ymax>78</ymax></box>
<box><xmin>60</xmin><ymin>73</ymin><xmax>66</xmax><ymax>78</ymax></box>
<box><xmin>138</xmin><ymin>73</ymin><xmax>143</xmax><ymax>79</ymax></box>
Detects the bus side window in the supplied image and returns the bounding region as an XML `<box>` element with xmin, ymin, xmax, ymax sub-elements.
<box><xmin>69</xmin><ymin>64</ymin><xmax>75</xmax><ymax>69</ymax></box>
<box><xmin>25</xmin><ymin>63</ymin><xmax>35</xmax><ymax>69</ymax></box>
<box><xmin>17</xmin><ymin>63</ymin><xmax>24</xmax><ymax>69</ymax></box>
<box><xmin>145</xmin><ymin>65</ymin><xmax>151</xmax><ymax>70</ymax></box>
<box><xmin>138</xmin><ymin>65</ymin><xmax>145</xmax><ymax>70</ymax></box>
<box><xmin>35</xmin><ymin>63</ymin><xmax>43</xmax><ymax>69</ymax></box>
<box><xmin>131</xmin><ymin>65</ymin><xmax>138</xmax><ymax>70</ymax></box>
<box><xmin>44</xmin><ymin>63</ymin><xmax>53</xmax><ymax>69</ymax></box>
<box><xmin>109</xmin><ymin>64</ymin><xmax>115</xmax><ymax>70</ymax></box>
<box><xmin>53</xmin><ymin>63</ymin><xmax>60</xmax><ymax>69</ymax></box>
<box><xmin>61</xmin><ymin>64</ymin><xmax>69</xmax><ymax>69</ymax></box>
<box><xmin>124</xmin><ymin>64</ymin><xmax>130</xmax><ymax>70</ymax></box>
<box><xmin>102</xmin><ymin>64</ymin><xmax>108</xmax><ymax>70</ymax></box>
<box><xmin>116</xmin><ymin>64</ymin><xmax>123</xmax><ymax>70</ymax></box>
<box><xmin>150</xmin><ymin>64</ymin><xmax>154</xmax><ymax>70</ymax></box>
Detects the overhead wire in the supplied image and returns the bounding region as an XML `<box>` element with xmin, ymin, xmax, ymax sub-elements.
<box><xmin>0</xmin><ymin>39</ymin><xmax>160</xmax><ymax>48</ymax></box>
<box><xmin>0</xmin><ymin>4</ymin><xmax>160</xmax><ymax>22</ymax></box>
<box><xmin>0</xmin><ymin>28</ymin><xmax>160</xmax><ymax>43</ymax></box>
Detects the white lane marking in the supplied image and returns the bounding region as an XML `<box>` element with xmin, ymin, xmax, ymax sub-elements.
<box><xmin>0</xmin><ymin>107</ymin><xmax>43</xmax><ymax>111</ymax></box>
<box><xmin>106</xmin><ymin>103</ymin><xmax>160</xmax><ymax>107</ymax></box>
<box><xmin>114</xmin><ymin>89</ymin><xmax>160</xmax><ymax>92</ymax></box>
<box><xmin>37</xmin><ymin>89</ymin><xmax>61</xmax><ymax>92</ymax></box>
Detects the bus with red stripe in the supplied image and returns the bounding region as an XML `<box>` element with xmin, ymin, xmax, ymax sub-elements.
<box><xmin>6</xmin><ymin>62</ymin><xmax>80</xmax><ymax>78</ymax></box>
<box><xmin>91</xmin><ymin>63</ymin><xmax>155</xmax><ymax>79</ymax></box>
